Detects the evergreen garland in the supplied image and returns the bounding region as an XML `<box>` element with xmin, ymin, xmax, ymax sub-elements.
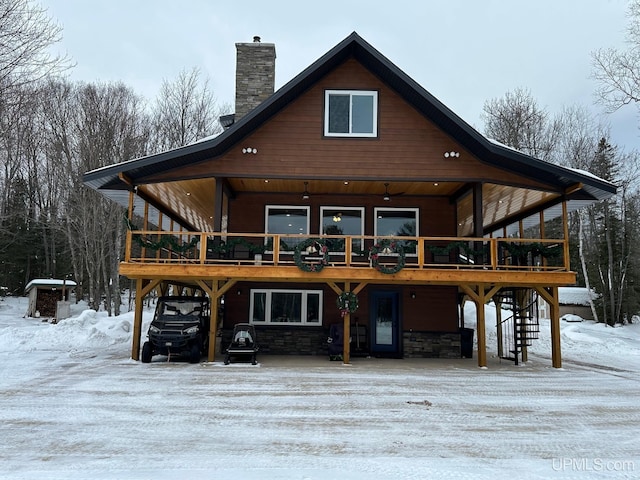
<box><xmin>125</xmin><ymin>217</ymin><xmax>200</xmax><ymax>254</ymax></box>
<box><xmin>207</xmin><ymin>237</ymin><xmax>266</xmax><ymax>256</ymax></box>
<box><xmin>504</xmin><ymin>242</ymin><xmax>563</xmax><ymax>260</ymax></box>
<box><xmin>132</xmin><ymin>234</ymin><xmax>199</xmax><ymax>253</ymax></box>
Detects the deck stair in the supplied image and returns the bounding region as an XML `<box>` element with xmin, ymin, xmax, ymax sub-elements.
<box><xmin>495</xmin><ymin>288</ymin><xmax>540</xmax><ymax>365</ymax></box>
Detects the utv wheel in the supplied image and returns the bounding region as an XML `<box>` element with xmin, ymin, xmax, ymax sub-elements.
<box><xmin>189</xmin><ymin>344</ymin><xmax>200</xmax><ymax>364</ymax></box>
<box><xmin>141</xmin><ymin>341</ymin><xmax>153</xmax><ymax>363</ymax></box>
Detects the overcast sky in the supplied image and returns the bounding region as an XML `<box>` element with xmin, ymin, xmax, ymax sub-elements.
<box><xmin>39</xmin><ymin>0</ymin><xmax>639</xmax><ymax>151</ymax></box>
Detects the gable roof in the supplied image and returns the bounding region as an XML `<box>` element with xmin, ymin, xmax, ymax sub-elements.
<box><xmin>83</xmin><ymin>32</ymin><xmax>616</xmax><ymax>207</ymax></box>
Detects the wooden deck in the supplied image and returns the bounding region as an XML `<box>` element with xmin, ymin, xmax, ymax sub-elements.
<box><xmin>122</xmin><ymin>231</ymin><xmax>576</xmax><ymax>287</ymax></box>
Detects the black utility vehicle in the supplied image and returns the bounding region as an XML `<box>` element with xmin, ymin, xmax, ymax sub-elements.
<box><xmin>141</xmin><ymin>296</ymin><xmax>210</xmax><ymax>363</ymax></box>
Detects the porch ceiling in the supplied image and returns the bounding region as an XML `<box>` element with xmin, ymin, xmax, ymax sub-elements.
<box><xmin>136</xmin><ymin>176</ymin><xmax>566</xmax><ymax>235</ymax></box>
<box><xmin>225</xmin><ymin>178</ymin><xmax>464</xmax><ymax>196</ymax></box>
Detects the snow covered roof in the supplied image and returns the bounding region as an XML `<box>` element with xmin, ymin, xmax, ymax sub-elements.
<box><xmin>25</xmin><ymin>279</ymin><xmax>77</xmax><ymax>293</ymax></box>
<box><xmin>558</xmin><ymin>287</ymin><xmax>597</xmax><ymax>306</ymax></box>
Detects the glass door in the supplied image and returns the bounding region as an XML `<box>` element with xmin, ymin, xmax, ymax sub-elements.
<box><xmin>370</xmin><ymin>290</ymin><xmax>400</xmax><ymax>356</ymax></box>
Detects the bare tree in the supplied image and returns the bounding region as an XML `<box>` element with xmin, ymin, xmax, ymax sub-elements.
<box><xmin>151</xmin><ymin>67</ymin><xmax>228</xmax><ymax>151</ymax></box>
<box><xmin>480</xmin><ymin>87</ymin><xmax>559</xmax><ymax>161</ymax></box>
<box><xmin>0</xmin><ymin>0</ymin><xmax>69</xmax><ymax>99</ymax></box>
<box><xmin>592</xmin><ymin>0</ymin><xmax>640</xmax><ymax>112</ymax></box>
<box><xmin>40</xmin><ymin>79</ymin><xmax>150</xmax><ymax>314</ymax></box>
<box><xmin>554</xmin><ymin>106</ymin><xmax>607</xmax><ymax>321</ymax></box>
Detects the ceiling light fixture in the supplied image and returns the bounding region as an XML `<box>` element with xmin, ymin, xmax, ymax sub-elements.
<box><xmin>333</xmin><ymin>213</ymin><xmax>342</xmax><ymax>222</ymax></box>
<box><xmin>302</xmin><ymin>181</ymin><xmax>310</xmax><ymax>200</ymax></box>
<box><xmin>383</xmin><ymin>183</ymin><xmax>391</xmax><ymax>201</ymax></box>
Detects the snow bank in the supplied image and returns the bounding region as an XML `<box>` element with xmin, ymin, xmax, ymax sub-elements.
<box><xmin>0</xmin><ymin>299</ymin><xmax>150</xmax><ymax>354</ymax></box>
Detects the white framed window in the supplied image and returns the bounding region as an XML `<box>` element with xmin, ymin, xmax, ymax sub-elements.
<box><xmin>320</xmin><ymin>206</ymin><xmax>365</xmax><ymax>253</ymax></box>
<box><xmin>250</xmin><ymin>289</ymin><xmax>322</xmax><ymax>325</ymax></box>
<box><xmin>265</xmin><ymin>205</ymin><xmax>310</xmax><ymax>251</ymax></box>
<box><xmin>374</xmin><ymin>207</ymin><xmax>419</xmax><ymax>255</ymax></box>
<box><xmin>324</xmin><ymin>90</ymin><xmax>378</xmax><ymax>137</ymax></box>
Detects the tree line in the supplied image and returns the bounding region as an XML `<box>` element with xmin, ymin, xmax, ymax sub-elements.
<box><xmin>1</xmin><ymin>0</ymin><xmax>640</xmax><ymax>324</ymax></box>
<box><xmin>0</xmin><ymin>0</ymin><xmax>228</xmax><ymax>313</ymax></box>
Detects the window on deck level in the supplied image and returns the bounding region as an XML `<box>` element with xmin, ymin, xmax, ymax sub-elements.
<box><xmin>320</xmin><ymin>207</ymin><xmax>365</xmax><ymax>253</ymax></box>
<box><xmin>324</xmin><ymin>90</ymin><xmax>378</xmax><ymax>137</ymax></box>
<box><xmin>374</xmin><ymin>207</ymin><xmax>419</xmax><ymax>254</ymax></box>
<box><xmin>265</xmin><ymin>206</ymin><xmax>310</xmax><ymax>251</ymax></box>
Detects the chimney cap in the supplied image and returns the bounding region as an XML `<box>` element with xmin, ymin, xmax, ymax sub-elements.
<box><xmin>253</xmin><ymin>36</ymin><xmax>261</xmax><ymax>43</ymax></box>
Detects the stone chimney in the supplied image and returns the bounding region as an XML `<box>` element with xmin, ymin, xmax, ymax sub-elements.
<box><xmin>235</xmin><ymin>36</ymin><xmax>276</xmax><ymax>120</ymax></box>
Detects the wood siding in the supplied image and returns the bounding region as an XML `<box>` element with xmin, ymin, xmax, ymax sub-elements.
<box><xmin>142</xmin><ymin>59</ymin><xmax>554</xmax><ymax>192</ymax></box>
<box><xmin>225</xmin><ymin>282</ymin><xmax>458</xmax><ymax>334</ymax></box>
<box><xmin>228</xmin><ymin>192</ymin><xmax>456</xmax><ymax>236</ymax></box>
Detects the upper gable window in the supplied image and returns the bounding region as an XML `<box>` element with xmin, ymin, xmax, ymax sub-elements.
<box><xmin>324</xmin><ymin>90</ymin><xmax>378</xmax><ymax>137</ymax></box>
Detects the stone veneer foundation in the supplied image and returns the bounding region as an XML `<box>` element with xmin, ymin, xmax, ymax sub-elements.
<box><xmin>221</xmin><ymin>327</ymin><xmax>462</xmax><ymax>359</ymax></box>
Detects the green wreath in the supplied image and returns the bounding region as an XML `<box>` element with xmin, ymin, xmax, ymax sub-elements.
<box><xmin>336</xmin><ymin>292</ymin><xmax>358</xmax><ymax>316</ymax></box>
<box><xmin>294</xmin><ymin>238</ymin><xmax>329</xmax><ymax>272</ymax></box>
<box><xmin>369</xmin><ymin>239</ymin><xmax>405</xmax><ymax>274</ymax></box>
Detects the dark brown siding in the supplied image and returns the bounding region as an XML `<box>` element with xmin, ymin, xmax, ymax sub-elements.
<box><xmin>402</xmin><ymin>286</ymin><xmax>459</xmax><ymax>332</ymax></box>
<box><xmin>148</xmin><ymin>59</ymin><xmax>553</xmax><ymax>191</ymax></box>
<box><xmin>225</xmin><ymin>283</ymin><xmax>458</xmax><ymax>334</ymax></box>
<box><xmin>228</xmin><ymin>192</ymin><xmax>456</xmax><ymax>236</ymax></box>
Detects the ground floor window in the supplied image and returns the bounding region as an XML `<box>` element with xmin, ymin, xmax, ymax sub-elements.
<box><xmin>250</xmin><ymin>289</ymin><xmax>322</xmax><ymax>325</ymax></box>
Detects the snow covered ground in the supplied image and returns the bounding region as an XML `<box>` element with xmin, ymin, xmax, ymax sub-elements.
<box><xmin>0</xmin><ymin>295</ymin><xmax>638</xmax><ymax>479</ymax></box>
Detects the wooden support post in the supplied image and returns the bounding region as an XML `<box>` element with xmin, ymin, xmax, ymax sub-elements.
<box><xmin>125</xmin><ymin>191</ymin><xmax>134</xmax><ymax>262</ymax></box>
<box><xmin>343</xmin><ymin>282</ymin><xmax>351</xmax><ymax>365</ymax></box>
<box><xmin>562</xmin><ymin>201</ymin><xmax>570</xmax><ymax>271</ymax></box>
<box><xmin>196</xmin><ymin>279</ymin><xmax>236</xmax><ymax>363</ymax></box>
<box><xmin>490</xmin><ymin>238</ymin><xmax>498</xmax><ymax>269</ymax></box>
<box><xmin>495</xmin><ymin>297</ymin><xmax>503</xmax><ymax>358</ymax></box>
<box><xmin>539</xmin><ymin>210</ymin><xmax>547</xmax><ymax>268</ymax></box>
<box><xmin>156</xmin><ymin>211</ymin><xmax>162</xmax><ymax>261</ymax></box>
<box><xmin>345</xmin><ymin>237</ymin><xmax>352</xmax><ymax>267</ymax></box>
<box><xmin>208</xmin><ymin>282</ymin><xmax>219</xmax><ymax>362</ymax></box>
<box><xmin>460</xmin><ymin>284</ymin><xmax>487</xmax><ymax>367</ymax></box>
<box><xmin>549</xmin><ymin>286</ymin><xmax>562</xmax><ymax>368</ymax></box>
<box><xmin>536</xmin><ymin>286</ymin><xmax>562</xmax><ymax>368</ymax></box>
<box><xmin>476</xmin><ymin>290</ymin><xmax>487</xmax><ymax>368</ymax></box>
<box><xmin>132</xmin><ymin>279</ymin><xmax>144</xmax><ymax>361</ymax></box>
<box><xmin>142</xmin><ymin>201</ymin><xmax>149</xmax><ymax>260</ymax></box>
<box><xmin>131</xmin><ymin>278</ymin><xmax>161</xmax><ymax>361</ymax></box>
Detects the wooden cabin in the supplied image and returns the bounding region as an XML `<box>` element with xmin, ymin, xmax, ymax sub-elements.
<box><xmin>83</xmin><ymin>33</ymin><xmax>616</xmax><ymax>367</ymax></box>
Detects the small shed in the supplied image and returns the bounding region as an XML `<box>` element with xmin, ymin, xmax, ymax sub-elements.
<box><xmin>24</xmin><ymin>279</ymin><xmax>76</xmax><ymax>319</ymax></box>
<box><xmin>558</xmin><ymin>287</ymin><xmax>597</xmax><ymax>320</ymax></box>
<box><xmin>539</xmin><ymin>286</ymin><xmax>596</xmax><ymax>320</ymax></box>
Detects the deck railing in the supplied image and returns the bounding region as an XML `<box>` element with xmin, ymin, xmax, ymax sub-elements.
<box><xmin>124</xmin><ymin>231</ymin><xmax>569</xmax><ymax>272</ymax></box>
